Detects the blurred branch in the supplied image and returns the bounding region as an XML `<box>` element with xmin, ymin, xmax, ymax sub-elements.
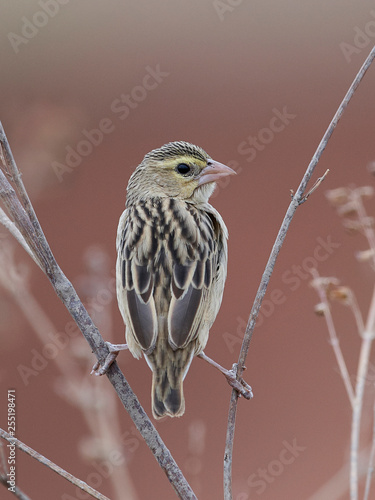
<box><xmin>0</xmin><ymin>122</ymin><xmax>197</xmax><ymax>500</ymax></box>
<box><xmin>363</xmin><ymin>398</ymin><xmax>375</xmax><ymax>500</ymax></box>
<box><xmin>310</xmin><ymin>273</ymin><xmax>355</xmax><ymax>408</ymax></box>
<box><xmin>307</xmin><ymin>445</ymin><xmax>371</xmax><ymax>500</ymax></box>
<box><xmin>323</xmin><ymin>182</ymin><xmax>375</xmax><ymax>500</ymax></box>
<box><xmin>0</xmin><ymin>207</ymin><xmax>39</xmax><ymax>267</ymax></box>
<box><xmin>224</xmin><ymin>44</ymin><xmax>375</xmax><ymax>500</ymax></box>
<box><xmin>0</xmin><ymin>440</ymin><xmax>30</xmax><ymax>500</ymax></box>
<box><xmin>0</xmin><ymin>241</ymin><xmax>138</xmax><ymax>499</ymax></box>
<box><xmin>0</xmin><ymin>476</ymin><xmax>30</xmax><ymax>500</ymax></box>
<box><xmin>351</xmin><ymin>285</ymin><xmax>375</xmax><ymax>500</ymax></box>
<box><xmin>0</xmin><ymin>428</ymin><xmax>109</xmax><ymax>500</ymax></box>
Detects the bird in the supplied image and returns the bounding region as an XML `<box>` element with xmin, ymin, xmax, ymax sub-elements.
<box><xmin>112</xmin><ymin>141</ymin><xmax>236</xmax><ymax>419</ymax></box>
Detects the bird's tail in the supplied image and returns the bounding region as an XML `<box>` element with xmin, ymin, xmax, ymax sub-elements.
<box><xmin>148</xmin><ymin>346</ymin><xmax>194</xmax><ymax>419</ymax></box>
<box><xmin>152</xmin><ymin>369</ymin><xmax>185</xmax><ymax>419</ymax></box>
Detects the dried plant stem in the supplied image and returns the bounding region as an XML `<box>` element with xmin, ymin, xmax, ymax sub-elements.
<box><xmin>363</xmin><ymin>399</ymin><xmax>375</xmax><ymax>500</ymax></box>
<box><xmin>351</xmin><ymin>285</ymin><xmax>375</xmax><ymax>500</ymax></box>
<box><xmin>224</xmin><ymin>44</ymin><xmax>375</xmax><ymax>500</ymax></box>
<box><xmin>0</xmin><ymin>474</ymin><xmax>30</xmax><ymax>500</ymax></box>
<box><xmin>310</xmin><ymin>271</ymin><xmax>355</xmax><ymax>408</ymax></box>
<box><xmin>0</xmin><ymin>242</ymin><xmax>138</xmax><ymax>499</ymax></box>
<box><xmin>0</xmin><ymin>440</ymin><xmax>30</xmax><ymax>500</ymax></box>
<box><xmin>0</xmin><ymin>208</ymin><xmax>40</xmax><ymax>267</ymax></box>
<box><xmin>307</xmin><ymin>445</ymin><xmax>371</xmax><ymax>500</ymax></box>
<box><xmin>0</xmin><ymin>123</ymin><xmax>197</xmax><ymax>500</ymax></box>
<box><xmin>351</xmin><ymin>293</ymin><xmax>366</xmax><ymax>337</ymax></box>
<box><xmin>0</xmin><ymin>428</ymin><xmax>109</xmax><ymax>500</ymax></box>
<box><xmin>351</xmin><ymin>190</ymin><xmax>375</xmax><ymax>266</ymax></box>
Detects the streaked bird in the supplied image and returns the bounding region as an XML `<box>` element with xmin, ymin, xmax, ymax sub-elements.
<box><xmin>101</xmin><ymin>141</ymin><xmax>237</xmax><ymax>418</ymax></box>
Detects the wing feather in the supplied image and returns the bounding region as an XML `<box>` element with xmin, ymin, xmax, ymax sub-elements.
<box><xmin>117</xmin><ymin>199</ymin><xmax>227</xmax><ymax>357</ymax></box>
<box><xmin>117</xmin><ymin>205</ymin><xmax>158</xmax><ymax>355</ymax></box>
<box><xmin>167</xmin><ymin>204</ymin><xmax>220</xmax><ymax>349</ymax></box>
<box><xmin>168</xmin><ymin>286</ymin><xmax>203</xmax><ymax>349</ymax></box>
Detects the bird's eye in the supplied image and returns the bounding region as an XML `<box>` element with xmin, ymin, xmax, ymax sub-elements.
<box><xmin>176</xmin><ymin>163</ymin><xmax>191</xmax><ymax>176</ymax></box>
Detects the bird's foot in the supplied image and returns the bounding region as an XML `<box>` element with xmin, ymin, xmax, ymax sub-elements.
<box><xmin>198</xmin><ymin>352</ymin><xmax>253</xmax><ymax>400</ymax></box>
<box><xmin>224</xmin><ymin>363</ymin><xmax>253</xmax><ymax>400</ymax></box>
<box><xmin>91</xmin><ymin>342</ymin><xmax>128</xmax><ymax>376</ymax></box>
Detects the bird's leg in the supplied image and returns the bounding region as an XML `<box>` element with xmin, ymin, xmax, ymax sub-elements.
<box><xmin>198</xmin><ymin>352</ymin><xmax>253</xmax><ymax>400</ymax></box>
<box><xmin>91</xmin><ymin>342</ymin><xmax>129</xmax><ymax>376</ymax></box>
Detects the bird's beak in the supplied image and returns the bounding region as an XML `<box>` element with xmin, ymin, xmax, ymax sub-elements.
<box><xmin>197</xmin><ymin>160</ymin><xmax>237</xmax><ymax>186</ymax></box>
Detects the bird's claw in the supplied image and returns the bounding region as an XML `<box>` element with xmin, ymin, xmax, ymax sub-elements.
<box><xmin>90</xmin><ymin>342</ymin><xmax>121</xmax><ymax>376</ymax></box>
<box><xmin>224</xmin><ymin>364</ymin><xmax>253</xmax><ymax>400</ymax></box>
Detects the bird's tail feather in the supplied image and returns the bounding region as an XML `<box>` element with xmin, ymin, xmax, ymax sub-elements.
<box><xmin>152</xmin><ymin>370</ymin><xmax>185</xmax><ymax>419</ymax></box>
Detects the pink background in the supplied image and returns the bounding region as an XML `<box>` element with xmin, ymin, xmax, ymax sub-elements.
<box><xmin>1</xmin><ymin>1</ymin><xmax>375</xmax><ymax>499</ymax></box>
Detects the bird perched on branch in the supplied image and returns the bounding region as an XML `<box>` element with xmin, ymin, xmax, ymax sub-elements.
<box><xmin>94</xmin><ymin>141</ymin><xmax>243</xmax><ymax>419</ymax></box>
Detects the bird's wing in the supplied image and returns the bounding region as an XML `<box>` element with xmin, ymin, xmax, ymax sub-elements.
<box><xmin>117</xmin><ymin>199</ymin><xmax>225</xmax><ymax>354</ymax></box>
<box><xmin>117</xmin><ymin>206</ymin><xmax>158</xmax><ymax>355</ymax></box>
<box><xmin>167</xmin><ymin>201</ymin><xmax>223</xmax><ymax>350</ymax></box>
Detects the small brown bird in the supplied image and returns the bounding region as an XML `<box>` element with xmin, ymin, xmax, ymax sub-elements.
<box><xmin>115</xmin><ymin>141</ymin><xmax>236</xmax><ymax>418</ymax></box>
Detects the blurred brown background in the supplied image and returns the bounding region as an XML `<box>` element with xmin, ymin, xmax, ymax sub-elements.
<box><xmin>1</xmin><ymin>1</ymin><xmax>375</xmax><ymax>499</ymax></box>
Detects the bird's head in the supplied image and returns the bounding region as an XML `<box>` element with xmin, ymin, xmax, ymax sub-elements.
<box><xmin>126</xmin><ymin>141</ymin><xmax>236</xmax><ymax>205</ymax></box>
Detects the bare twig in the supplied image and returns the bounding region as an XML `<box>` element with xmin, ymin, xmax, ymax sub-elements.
<box><xmin>310</xmin><ymin>272</ymin><xmax>355</xmax><ymax>408</ymax></box>
<box><xmin>223</xmin><ymin>45</ymin><xmax>375</xmax><ymax>500</ymax></box>
<box><xmin>351</xmin><ymin>292</ymin><xmax>366</xmax><ymax>338</ymax></box>
<box><xmin>311</xmin><ymin>181</ymin><xmax>375</xmax><ymax>499</ymax></box>
<box><xmin>0</xmin><ymin>440</ymin><xmax>30</xmax><ymax>500</ymax></box>
<box><xmin>351</xmin><ymin>188</ymin><xmax>375</xmax><ymax>270</ymax></box>
<box><xmin>307</xmin><ymin>445</ymin><xmax>371</xmax><ymax>500</ymax></box>
<box><xmin>0</xmin><ymin>123</ymin><xmax>197</xmax><ymax>500</ymax></box>
<box><xmin>0</xmin><ymin>242</ymin><xmax>138</xmax><ymax>499</ymax></box>
<box><xmin>0</xmin><ymin>428</ymin><xmax>109</xmax><ymax>500</ymax></box>
<box><xmin>0</xmin><ymin>207</ymin><xmax>40</xmax><ymax>267</ymax></box>
<box><xmin>351</xmin><ymin>285</ymin><xmax>375</xmax><ymax>500</ymax></box>
<box><xmin>300</xmin><ymin>169</ymin><xmax>330</xmax><ymax>203</ymax></box>
<box><xmin>0</xmin><ymin>474</ymin><xmax>30</xmax><ymax>500</ymax></box>
<box><xmin>363</xmin><ymin>397</ymin><xmax>375</xmax><ymax>500</ymax></box>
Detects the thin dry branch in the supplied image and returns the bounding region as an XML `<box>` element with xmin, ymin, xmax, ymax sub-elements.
<box><xmin>0</xmin><ymin>123</ymin><xmax>197</xmax><ymax>500</ymax></box>
<box><xmin>0</xmin><ymin>207</ymin><xmax>39</xmax><ymax>267</ymax></box>
<box><xmin>351</xmin><ymin>284</ymin><xmax>375</xmax><ymax>500</ymax></box>
<box><xmin>363</xmin><ymin>398</ymin><xmax>375</xmax><ymax>500</ymax></box>
<box><xmin>311</xmin><ymin>183</ymin><xmax>375</xmax><ymax>500</ymax></box>
<box><xmin>223</xmin><ymin>45</ymin><xmax>375</xmax><ymax>500</ymax></box>
<box><xmin>0</xmin><ymin>428</ymin><xmax>109</xmax><ymax>500</ymax></box>
<box><xmin>0</xmin><ymin>474</ymin><xmax>30</xmax><ymax>500</ymax></box>
<box><xmin>310</xmin><ymin>272</ymin><xmax>355</xmax><ymax>408</ymax></box>
<box><xmin>0</xmin><ymin>241</ymin><xmax>138</xmax><ymax>499</ymax></box>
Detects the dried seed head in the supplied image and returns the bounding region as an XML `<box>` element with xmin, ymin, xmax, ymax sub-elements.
<box><xmin>337</xmin><ymin>201</ymin><xmax>358</xmax><ymax>217</ymax></box>
<box><xmin>356</xmin><ymin>249</ymin><xmax>375</xmax><ymax>262</ymax></box>
<box><xmin>310</xmin><ymin>276</ymin><xmax>340</xmax><ymax>290</ymax></box>
<box><xmin>367</xmin><ymin>161</ymin><xmax>375</xmax><ymax>176</ymax></box>
<box><xmin>362</xmin><ymin>216</ymin><xmax>374</xmax><ymax>228</ymax></box>
<box><xmin>325</xmin><ymin>188</ymin><xmax>349</xmax><ymax>206</ymax></box>
<box><xmin>314</xmin><ymin>303</ymin><xmax>328</xmax><ymax>316</ymax></box>
<box><xmin>328</xmin><ymin>286</ymin><xmax>352</xmax><ymax>304</ymax></box>
<box><xmin>342</xmin><ymin>219</ymin><xmax>361</xmax><ymax>234</ymax></box>
<box><xmin>355</xmin><ymin>186</ymin><xmax>374</xmax><ymax>199</ymax></box>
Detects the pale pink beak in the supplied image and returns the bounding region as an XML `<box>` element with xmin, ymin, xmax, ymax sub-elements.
<box><xmin>197</xmin><ymin>160</ymin><xmax>237</xmax><ymax>186</ymax></box>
